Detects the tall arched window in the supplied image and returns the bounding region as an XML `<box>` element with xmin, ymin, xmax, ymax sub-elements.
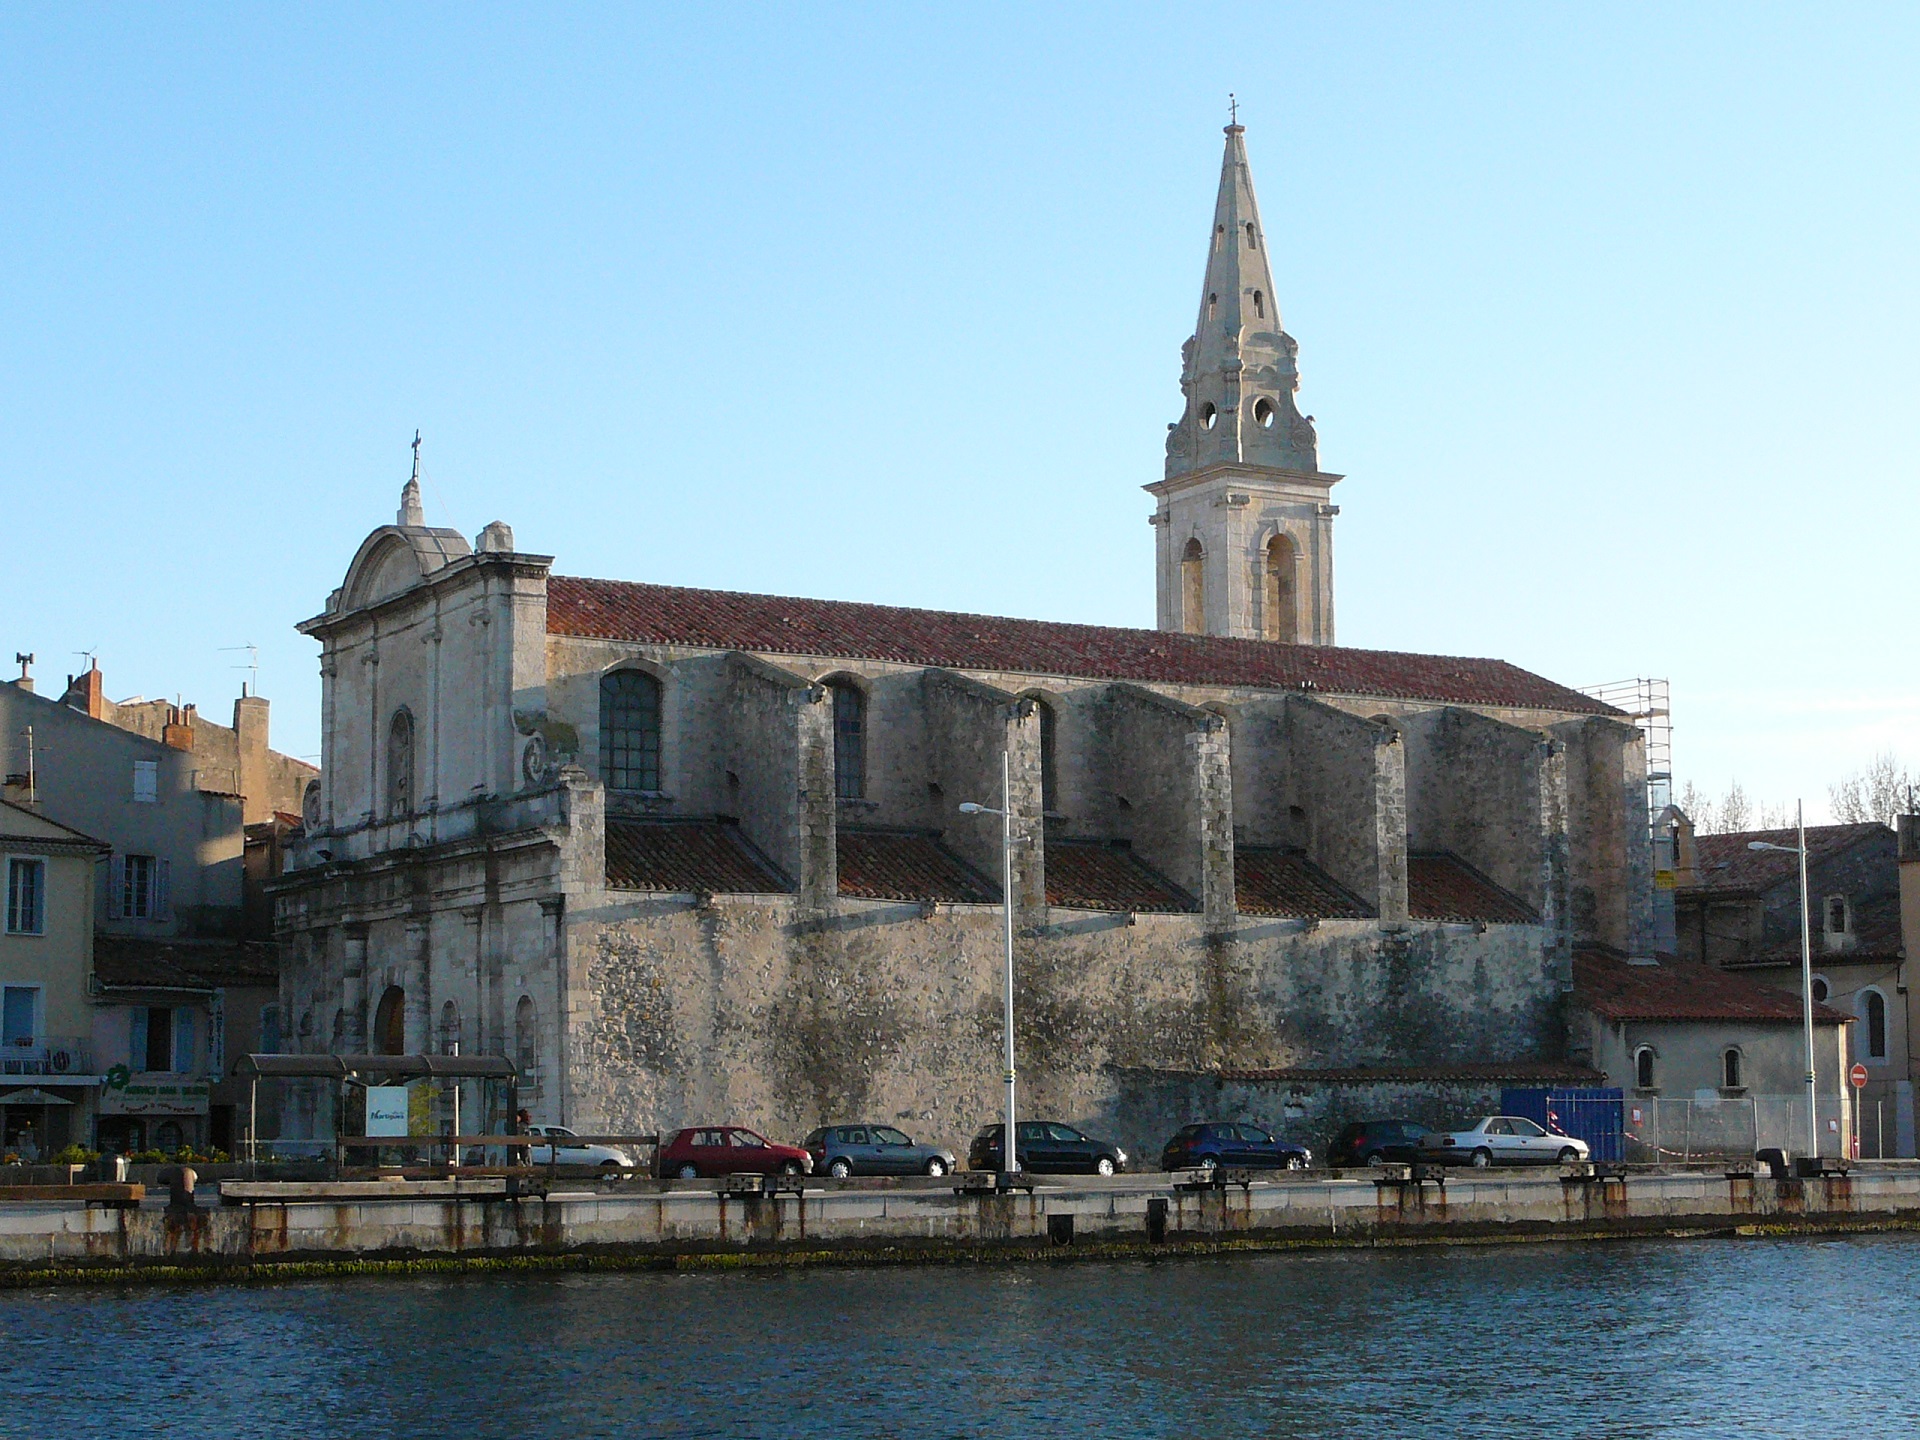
<box><xmin>374</xmin><ymin>985</ymin><xmax>405</xmax><ymax>1056</ymax></box>
<box><xmin>830</xmin><ymin>681</ymin><xmax>866</xmax><ymax>800</ymax></box>
<box><xmin>1265</xmin><ymin>534</ymin><xmax>1298</xmax><ymax>643</ymax></box>
<box><xmin>1245</xmin><ymin>221</ymin><xmax>1258</xmax><ymax>248</ymax></box>
<box><xmin>600</xmin><ymin>670</ymin><xmax>662</xmax><ymax>792</ymax></box>
<box><xmin>439</xmin><ymin>999</ymin><xmax>462</xmax><ymax>1056</ymax></box>
<box><xmin>386</xmin><ymin>708</ymin><xmax>415</xmax><ymax>817</ymax></box>
<box><xmin>1034</xmin><ymin>698</ymin><xmax>1058</xmax><ymax>815</ymax></box>
<box><xmin>1863</xmin><ymin>989</ymin><xmax>1888</xmax><ymax>1060</ymax></box>
<box><xmin>1252</xmin><ymin>289</ymin><xmax>1265</xmax><ymax>318</ymax></box>
<box><xmin>1634</xmin><ymin>1046</ymin><xmax>1656</xmax><ymax>1090</ymax></box>
<box><xmin>1207</xmin><ymin>292</ymin><xmax>1217</xmax><ymax>319</ymax></box>
<box><xmin>514</xmin><ymin>995</ymin><xmax>537</xmax><ymax>1077</ymax></box>
<box><xmin>1181</xmin><ymin>539</ymin><xmax>1206</xmax><ymax>635</ymax></box>
<box><xmin>1722</xmin><ymin>1048</ymin><xmax>1743</xmax><ymax>1089</ymax></box>
<box><xmin>1214</xmin><ymin>224</ymin><xmax>1224</xmax><ymax>252</ymax></box>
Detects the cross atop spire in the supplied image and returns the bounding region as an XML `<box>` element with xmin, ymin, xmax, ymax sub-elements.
<box><xmin>398</xmin><ymin>430</ymin><xmax>426</xmax><ymax>527</ymax></box>
<box><xmin>1228</xmin><ymin>92</ymin><xmax>1238</xmax><ymax>129</ymax></box>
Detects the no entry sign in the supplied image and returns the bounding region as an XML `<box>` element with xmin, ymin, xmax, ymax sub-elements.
<box><xmin>1851</xmin><ymin>1063</ymin><xmax>1869</xmax><ymax>1089</ymax></box>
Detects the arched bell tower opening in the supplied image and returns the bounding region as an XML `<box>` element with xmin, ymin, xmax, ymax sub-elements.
<box><xmin>1148</xmin><ymin>120</ymin><xmax>1342</xmax><ymax>646</ymax></box>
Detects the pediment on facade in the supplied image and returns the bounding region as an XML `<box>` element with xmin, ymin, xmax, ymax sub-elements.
<box><xmin>337</xmin><ymin>526</ymin><xmax>474</xmax><ymax>613</ymax></box>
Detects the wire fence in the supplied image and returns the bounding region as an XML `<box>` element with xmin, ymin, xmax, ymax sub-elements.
<box><xmin>1622</xmin><ymin>1094</ymin><xmax>1853</xmax><ymax>1164</ymax></box>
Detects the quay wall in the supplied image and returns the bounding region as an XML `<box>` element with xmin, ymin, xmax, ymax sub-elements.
<box><xmin>5</xmin><ymin>1168</ymin><xmax>1920</xmax><ymax>1282</ymax></box>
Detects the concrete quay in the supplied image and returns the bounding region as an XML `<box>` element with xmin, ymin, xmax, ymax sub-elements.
<box><xmin>3</xmin><ymin>1165</ymin><xmax>1918</xmax><ymax>1284</ymax></box>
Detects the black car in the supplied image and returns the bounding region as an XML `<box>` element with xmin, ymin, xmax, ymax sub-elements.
<box><xmin>1160</xmin><ymin>1122</ymin><xmax>1310</xmax><ymax>1172</ymax></box>
<box><xmin>1328</xmin><ymin>1119</ymin><xmax>1432</xmax><ymax>1167</ymax></box>
<box><xmin>967</xmin><ymin>1121</ymin><xmax>1127</xmax><ymax>1176</ymax></box>
<box><xmin>804</xmin><ymin>1124</ymin><xmax>957</xmax><ymax>1178</ymax></box>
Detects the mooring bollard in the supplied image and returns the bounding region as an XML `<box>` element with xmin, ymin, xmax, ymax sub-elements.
<box><xmin>161</xmin><ymin>1164</ymin><xmax>198</xmax><ymax>1215</ymax></box>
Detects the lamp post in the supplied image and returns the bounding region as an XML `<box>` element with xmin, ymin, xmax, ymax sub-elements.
<box><xmin>1748</xmin><ymin>800</ymin><xmax>1820</xmax><ymax>1161</ymax></box>
<box><xmin>959</xmin><ymin>750</ymin><xmax>1019</xmax><ymax>1184</ymax></box>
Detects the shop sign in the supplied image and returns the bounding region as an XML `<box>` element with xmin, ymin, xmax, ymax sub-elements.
<box><xmin>97</xmin><ymin>1069</ymin><xmax>210</xmax><ymax>1117</ymax></box>
<box><xmin>365</xmin><ymin>1086</ymin><xmax>410</xmax><ymax>1137</ymax></box>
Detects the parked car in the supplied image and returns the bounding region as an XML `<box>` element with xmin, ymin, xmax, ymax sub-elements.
<box><xmin>655</xmin><ymin>1126</ymin><xmax>813</xmax><ymax>1179</ymax></box>
<box><xmin>804</xmin><ymin>1124</ymin><xmax>957</xmax><ymax>1178</ymax></box>
<box><xmin>1421</xmin><ymin>1116</ymin><xmax>1589</xmax><ymax>1168</ymax></box>
<box><xmin>967</xmin><ymin>1121</ymin><xmax>1127</xmax><ymax>1176</ymax></box>
<box><xmin>525</xmin><ymin>1124</ymin><xmax>633</xmax><ymax>1169</ymax></box>
<box><xmin>1328</xmin><ymin>1119</ymin><xmax>1432</xmax><ymax>1167</ymax></box>
<box><xmin>1159</xmin><ymin>1123</ymin><xmax>1310</xmax><ymax>1172</ymax></box>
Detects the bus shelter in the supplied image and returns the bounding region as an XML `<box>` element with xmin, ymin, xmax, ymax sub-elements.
<box><xmin>233</xmin><ymin>1053</ymin><xmax>520</xmax><ymax>1172</ymax></box>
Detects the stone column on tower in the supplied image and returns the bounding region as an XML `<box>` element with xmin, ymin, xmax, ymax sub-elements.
<box><xmin>1147</xmin><ymin>122</ymin><xmax>1343</xmax><ymax>645</ymax></box>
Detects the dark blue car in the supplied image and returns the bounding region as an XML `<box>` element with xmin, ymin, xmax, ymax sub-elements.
<box><xmin>1160</xmin><ymin>1122</ymin><xmax>1311</xmax><ymax>1172</ymax></box>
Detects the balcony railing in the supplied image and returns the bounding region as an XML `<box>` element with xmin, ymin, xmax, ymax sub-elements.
<box><xmin>0</xmin><ymin>1037</ymin><xmax>93</xmax><ymax>1077</ymax></box>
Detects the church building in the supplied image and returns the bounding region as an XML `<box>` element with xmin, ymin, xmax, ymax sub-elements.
<box><xmin>271</xmin><ymin>125</ymin><xmax>1655</xmax><ymax>1157</ymax></box>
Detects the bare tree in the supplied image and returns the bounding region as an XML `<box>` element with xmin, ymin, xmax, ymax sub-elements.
<box><xmin>1719</xmin><ymin>780</ymin><xmax>1752</xmax><ymax>833</ymax></box>
<box><xmin>1829</xmin><ymin>753</ymin><xmax>1913</xmax><ymax>827</ymax></box>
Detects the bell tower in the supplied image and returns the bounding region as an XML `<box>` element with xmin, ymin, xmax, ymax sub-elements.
<box><xmin>1148</xmin><ymin>121</ymin><xmax>1341</xmax><ymax>645</ymax></box>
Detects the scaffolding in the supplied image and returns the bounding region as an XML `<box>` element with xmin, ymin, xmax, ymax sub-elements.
<box><xmin>1581</xmin><ymin>677</ymin><xmax>1672</xmax><ymax>815</ymax></box>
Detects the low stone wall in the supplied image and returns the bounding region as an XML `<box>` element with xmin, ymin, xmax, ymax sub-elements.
<box><xmin>2</xmin><ymin>1166</ymin><xmax>1919</xmax><ymax>1282</ymax></box>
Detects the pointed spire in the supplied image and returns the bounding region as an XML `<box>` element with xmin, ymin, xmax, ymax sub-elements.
<box><xmin>1165</xmin><ymin>121</ymin><xmax>1319</xmax><ymax>478</ymax></box>
<box><xmin>398</xmin><ymin>429</ymin><xmax>425</xmax><ymax>527</ymax></box>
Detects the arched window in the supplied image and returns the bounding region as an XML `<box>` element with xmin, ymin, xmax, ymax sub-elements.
<box><xmin>1722</xmin><ymin>1048</ymin><xmax>1743</xmax><ymax>1089</ymax></box>
<box><xmin>1265</xmin><ymin>534</ymin><xmax>1298</xmax><ymax>642</ymax></box>
<box><xmin>1181</xmin><ymin>539</ymin><xmax>1206</xmax><ymax>635</ymax></box>
<box><xmin>830</xmin><ymin>681</ymin><xmax>866</xmax><ymax>800</ymax></box>
<box><xmin>1252</xmin><ymin>289</ymin><xmax>1264</xmax><ymax>318</ymax></box>
<box><xmin>386</xmin><ymin>709</ymin><xmax>415</xmax><ymax>817</ymax></box>
<box><xmin>1214</xmin><ymin>224</ymin><xmax>1224</xmax><ymax>251</ymax></box>
<box><xmin>1034</xmin><ymin>698</ymin><xmax>1058</xmax><ymax>815</ymax></box>
<box><xmin>373</xmin><ymin>985</ymin><xmax>405</xmax><ymax>1056</ymax></box>
<box><xmin>1207</xmin><ymin>292</ymin><xmax>1217</xmax><ymax>319</ymax></box>
<box><xmin>1862</xmin><ymin>989</ymin><xmax>1888</xmax><ymax>1060</ymax></box>
<box><xmin>1634</xmin><ymin>1046</ymin><xmax>1656</xmax><ymax>1090</ymax></box>
<box><xmin>600</xmin><ymin>670</ymin><xmax>662</xmax><ymax>792</ymax></box>
<box><xmin>514</xmin><ymin>996</ymin><xmax>537</xmax><ymax>1077</ymax></box>
<box><xmin>330</xmin><ymin>1009</ymin><xmax>346</xmax><ymax>1052</ymax></box>
<box><xmin>438</xmin><ymin>999</ymin><xmax>462</xmax><ymax>1056</ymax></box>
<box><xmin>1245</xmin><ymin>221</ymin><xmax>1258</xmax><ymax>248</ymax></box>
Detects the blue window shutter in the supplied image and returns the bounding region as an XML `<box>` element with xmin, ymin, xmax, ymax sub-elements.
<box><xmin>129</xmin><ymin>1008</ymin><xmax>148</xmax><ymax>1070</ymax></box>
<box><xmin>155</xmin><ymin>859</ymin><xmax>171</xmax><ymax>923</ymax></box>
<box><xmin>173</xmin><ymin>1009</ymin><xmax>195</xmax><ymax>1074</ymax></box>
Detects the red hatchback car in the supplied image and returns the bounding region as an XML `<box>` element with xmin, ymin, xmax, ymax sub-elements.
<box><xmin>656</xmin><ymin>1126</ymin><xmax>813</xmax><ymax>1179</ymax></box>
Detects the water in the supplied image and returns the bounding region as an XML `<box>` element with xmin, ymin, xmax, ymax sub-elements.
<box><xmin>8</xmin><ymin>1236</ymin><xmax>1915</xmax><ymax>1438</ymax></box>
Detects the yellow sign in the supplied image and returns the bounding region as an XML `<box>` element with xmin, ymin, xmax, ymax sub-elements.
<box><xmin>1654</xmin><ymin>870</ymin><xmax>1677</xmax><ymax>891</ymax></box>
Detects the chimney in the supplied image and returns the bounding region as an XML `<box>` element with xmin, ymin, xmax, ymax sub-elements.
<box><xmin>62</xmin><ymin>664</ymin><xmax>105</xmax><ymax>719</ymax></box>
<box><xmin>162</xmin><ymin>704</ymin><xmax>195</xmax><ymax>752</ymax></box>
<box><xmin>234</xmin><ymin>693</ymin><xmax>272</xmax><ymax>825</ymax></box>
<box><xmin>11</xmin><ymin>653</ymin><xmax>32</xmax><ymax>694</ymax></box>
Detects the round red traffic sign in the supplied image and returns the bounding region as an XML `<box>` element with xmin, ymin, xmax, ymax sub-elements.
<box><xmin>1850</xmin><ymin>1063</ymin><xmax>1869</xmax><ymax>1089</ymax></box>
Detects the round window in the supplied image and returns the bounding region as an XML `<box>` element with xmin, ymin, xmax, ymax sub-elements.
<box><xmin>1200</xmin><ymin>402</ymin><xmax>1218</xmax><ymax>431</ymax></box>
<box><xmin>1253</xmin><ymin>398</ymin><xmax>1275</xmax><ymax>429</ymax></box>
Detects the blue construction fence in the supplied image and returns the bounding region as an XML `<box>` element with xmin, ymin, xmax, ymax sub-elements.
<box><xmin>1501</xmin><ymin>1087</ymin><xmax>1626</xmax><ymax>1163</ymax></box>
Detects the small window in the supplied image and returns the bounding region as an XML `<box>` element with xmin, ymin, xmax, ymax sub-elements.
<box><xmin>1863</xmin><ymin>990</ymin><xmax>1888</xmax><ymax>1060</ymax></box>
<box><xmin>1200</xmin><ymin>402</ymin><xmax>1217</xmax><ymax>431</ymax></box>
<box><xmin>1253</xmin><ymin>397</ymin><xmax>1275</xmax><ymax>429</ymax></box>
<box><xmin>1214</xmin><ymin>224</ymin><xmax>1224</xmax><ymax>251</ymax></box>
<box><xmin>1245</xmin><ymin>221</ymin><xmax>1258</xmax><ymax>249</ymax></box>
<box><xmin>132</xmin><ymin>760</ymin><xmax>158</xmax><ymax>803</ymax></box>
<box><xmin>1252</xmin><ymin>289</ymin><xmax>1264</xmax><ymax>318</ymax></box>
<box><xmin>1811</xmin><ymin>975</ymin><xmax>1830</xmax><ymax>1003</ymax></box>
<box><xmin>830</xmin><ymin>682</ymin><xmax>866</xmax><ymax>800</ymax></box>
<box><xmin>1826</xmin><ymin>896</ymin><xmax>1849</xmax><ymax>933</ymax></box>
<box><xmin>1722</xmin><ymin>1048</ymin><xmax>1743</xmax><ymax>1089</ymax></box>
<box><xmin>515</xmin><ymin>995</ymin><xmax>537</xmax><ymax>1075</ymax></box>
<box><xmin>5</xmin><ymin>858</ymin><xmax>45</xmax><ymax>935</ymax></box>
<box><xmin>1634</xmin><ymin>1046</ymin><xmax>1656</xmax><ymax>1089</ymax></box>
<box><xmin>439</xmin><ymin>999</ymin><xmax>462</xmax><ymax>1056</ymax></box>
<box><xmin>1207</xmin><ymin>292</ymin><xmax>1217</xmax><ymax>319</ymax></box>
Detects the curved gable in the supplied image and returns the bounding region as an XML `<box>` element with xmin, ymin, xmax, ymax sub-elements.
<box><xmin>339</xmin><ymin>525</ymin><xmax>473</xmax><ymax>612</ymax></box>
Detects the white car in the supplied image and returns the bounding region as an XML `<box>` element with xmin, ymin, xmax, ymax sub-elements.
<box><xmin>1421</xmin><ymin>1116</ymin><xmax>1589</xmax><ymax>1168</ymax></box>
<box><xmin>526</xmin><ymin>1125</ymin><xmax>633</xmax><ymax>1170</ymax></box>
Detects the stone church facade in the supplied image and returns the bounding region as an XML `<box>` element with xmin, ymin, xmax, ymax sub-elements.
<box><xmin>271</xmin><ymin>126</ymin><xmax>1654</xmax><ymax>1157</ymax></box>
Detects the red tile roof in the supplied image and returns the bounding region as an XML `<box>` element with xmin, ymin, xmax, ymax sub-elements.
<box><xmin>547</xmin><ymin>575</ymin><xmax>1614</xmax><ymax>713</ymax></box>
<box><xmin>605</xmin><ymin>818</ymin><xmax>789</xmax><ymax>894</ymax></box>
<box><xmin>1045</xmin><ymin>841</ymin><xmax>1194</xmax><ymax>913</ymax></box>
<box><xmin>1687</xmin><ymin>822</ymin><xmax>1890</xmax><ymax>894</ymax></box>
<box><xmin>1234</xmin><ymin>848</ymin><xmax>1374</xmax><ymax>919</ymax></box>
<box><xmin>1573</xmin><ymin>949</ymin><xmax>1849</xmax><ymax>1024</ymax></box>
<box><xmin>836</xmin><ymin>829</ymin><xmax>996</xmax><ymax>904</ymax></box>
<box><xmin>93</xmin><ymin>936</ymin><xmax>278</xmax><ymax>989</ymax></box>
<box><xmin>1408</xmin><ymin>854</ymin><xmax>1539</xmax><ymax>923</ymax></box>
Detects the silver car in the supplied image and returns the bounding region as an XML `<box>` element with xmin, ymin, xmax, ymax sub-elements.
<box><xmin>526</xmin><ymin>1124</ymin><xmax>634</xmax><ymax>1169</ymax></box>
<box><xmin>1422</xmin><ymin>1116</ymin><xmax>1589</xmax><ymax>1168</ymax></box>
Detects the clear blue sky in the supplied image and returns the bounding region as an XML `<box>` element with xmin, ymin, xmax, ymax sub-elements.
<box><xmin>4</xmin><ymin>5</ymin><xmax>1914</xmax><ymax>816</ymax></box>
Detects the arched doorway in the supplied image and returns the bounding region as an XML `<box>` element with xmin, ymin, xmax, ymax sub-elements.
<box><xmin>373</xmin><ymin>985</ymin><xmax>406</xmax><ymax>1056</ymax></box>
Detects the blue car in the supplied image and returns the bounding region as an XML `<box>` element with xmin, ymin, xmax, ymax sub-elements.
<box><xmin>1160</xmin><ymin>1122</ymin><xmax>1311</xmax><ymax>1172</ymax></box>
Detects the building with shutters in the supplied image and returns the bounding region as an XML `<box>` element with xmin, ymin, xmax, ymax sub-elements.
<box><xmin>269</xmin><ymin>124</ymin><xmax>1662</xmax><ymax>1159</ymax></box>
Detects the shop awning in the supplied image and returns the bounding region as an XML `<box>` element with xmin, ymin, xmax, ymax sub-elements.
<box><xmin>231</xmin><ymin>1054</ymin><xmax>518</xmax><ymax>1081</ymax></box>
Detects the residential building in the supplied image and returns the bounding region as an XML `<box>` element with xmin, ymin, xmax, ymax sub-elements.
<box><xmin>1675</xmin><ymin>818</ymin><xmax>1908</xmax><ymax>1157</ymax></box>
<box><xmin>269</xmin><ymin>123</ymin><xmax>1661</xmax><ymax>1161</ymax></box>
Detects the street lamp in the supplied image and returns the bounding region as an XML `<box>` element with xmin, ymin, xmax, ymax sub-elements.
<box><xmin>1748</xmin><ymin>800</ymin><xmax>1819</xmax><ymax>1162</ymax></box>
<box><xmin>959</xmin><ymin>750</ymin><xmax>1020</xmax><ymax>1184</ymax></box>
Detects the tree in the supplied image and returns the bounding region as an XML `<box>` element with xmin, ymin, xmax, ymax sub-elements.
<box><xmin>1829</xmin><ymin>753</ymin><xmax>1914</xmax><ymax>827</ymax></box>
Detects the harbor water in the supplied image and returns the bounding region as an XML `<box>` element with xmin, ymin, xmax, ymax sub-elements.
<box><xmin>9</xmin><ymin>1235</ymin><xmax>1912</xmax><ymax>1438</ymax></box>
